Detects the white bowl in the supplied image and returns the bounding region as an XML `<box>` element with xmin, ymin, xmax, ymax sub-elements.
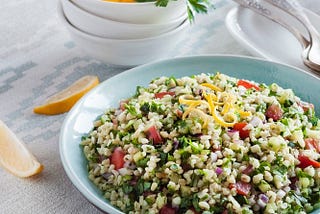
<box><xmin>70</xmin><ymin>0</ymin><xmax>187</xmax><ymax>24</ymax></box>
<box><xmin>58</xmin><ymin>1</ymin><xmax>188</xmax><ymax>66</ymax></box>
<box><xmin>61</xmin><ymin>0</ymin><xmax>187</xmax><ymax>39</ymax></box>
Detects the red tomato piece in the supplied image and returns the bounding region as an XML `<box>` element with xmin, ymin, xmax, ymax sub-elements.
<box><xmin>298</xmin><ymin>101</ymin><xmax>314</xmax><ymax>112</ymax></box>
<box><xmin>298</xmin><ymin>155</ymin><xmax>320</xmax><ymax>168</ymax></box>
<box><xmin>229</xmin><ymin>181</ymin><xmax>251</xmax><ymax>196</ymax></box>
<box><xmin>305</xmin><ymin>138</ymin><xmax>320</xmax><ymax>153</ymax></box>
<box><xmin>110</xmin><ymin>147</ymin><xmax>125</xmax><ymax>170</ymax></box>
<box><xmin>237</xmin><ymin>80</ymin><xmax>260</xmax><ymax>91</ymax></box>
<box><xmin>147</xmin><ymin>125</ymin><xmax>163</xmax><ymax>144</ymax></box>
<box><xmin>159</xmin><ymin>205</ymin><xmax>176</xmax><ymax>214</ymax></box>
<box><xmin>265</xmin><ymin>104</ymin><xmax>283</xmax><ymax>121</ymax></box>
<box><xmin>233</xmin><ymin>122</ymin><xmax>250</xmax><ymax>139</ymax></box>
<box><xmin>155</xmin><ymin>91</ymin><xmax>175</xmax><ymax>99</ymax></box>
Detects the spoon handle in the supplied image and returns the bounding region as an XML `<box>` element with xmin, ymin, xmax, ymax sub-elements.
<box><xmin>265</xmin><ymin>0</ymin><xmax>320</xmax><ymax>39</ymax></box>
<box><xmin>232</xmin><ymin>0</ymin><xmax>309</xmax><ymax>48</ymax></box>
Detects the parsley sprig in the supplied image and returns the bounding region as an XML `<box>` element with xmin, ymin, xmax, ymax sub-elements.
<box><xmin>184</xmin><ymin>0</ymin><xmax>213</xmax><ymax>21</ymax></box>
<box><xmin>136</xmin><ymin>0</ymin><xmax>213</xmax><ymax>22</ymax></box>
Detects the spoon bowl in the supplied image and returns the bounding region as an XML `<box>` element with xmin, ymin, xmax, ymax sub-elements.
<box><xmin>302</xmin><ymin>43</ymin><xmax>320</xmax><ymax>72</ymax></box>
<box><xmin>265</xmin><ymin>0</ymin><xmax>320</xmax><ymax>73</ymax></box>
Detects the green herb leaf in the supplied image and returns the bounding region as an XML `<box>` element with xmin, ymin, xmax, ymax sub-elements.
<box><xmin>144</xmin><ymin>182</ymin><xmax>152</xmax><ymax>191</ymax></box>
<box><xmin>122</xmin><ymin>183</ymin><xmax>134</xmax><ymax>194</ymax></box>
<box><xmin>155</xmin><ymin>0</ymin><xmax>213</xmax><ymax>22</ymax></box>
<box><xmin>134</xmin><ymin>86</ymin><xmax>144</xmax><ymax>97</ymax></box>
<box><xmin>296</xmin><ymin>168</ymin><xmax>312</xmax><ymax>179</ymax></box>
<box><xmin>125</xmin><ymin>104</ymin><xmax>138</xmax><ymax>116</ymax></box>
<box><xmin>155</xmin><ymin>0</ymin><xmax>169</xmax><ymax>7</ymax></box>
<box><xmin>165</xmin><ymin>76</ymin><xmax>178</xmax><ymax>86</ymax></box>
<box><xmin>100</xmin><ymin>114</ymin><xmax>109</xmax><ymax>124</ymax></box>
<box><xmin>136</xmin><ymin>157</ymin><xmax>149</xmax><ymax>167</ymax></box>
<box><xmin>81</xmin><ymin>134</ymin><xmax>89</xmax><ymax>141</ymax></box>
<box><xmin>158</xmin><ymin>151</ymin><xmax>168</xmax><ymax>166</ymax></box>
<box><xmin>150</xmin><ymin>101</ymin><xmax>164</xmax><ymax>114</ymax></box>
<box><xmin>192</xmin><ymin>194</ymin><xmax>201</xmax><ymax>212</ymax></box>
<box><xmin>235</xmin><ymin>195</ymin><xmax>249</xmax><ymax>205</ymax></box>
<box><xmin>140</xmin><ymin>102</ymin><xmax>150</xmax><ymax>114</ymax></box>
<box><xmin>309</xmin><ymin>115</ymin><xmax>319</xmax><ymax>126</ymax></box>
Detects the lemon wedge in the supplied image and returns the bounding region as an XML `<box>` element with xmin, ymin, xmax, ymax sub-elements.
<box><xmin>0</xmin><ymin>120</ymin><xmax>44</xmax><ymax>178</ymax></box>
<box><xmin>34</xmin><ymin>75</ymin><xmax>99</xmax><ymax>115</ymax></box>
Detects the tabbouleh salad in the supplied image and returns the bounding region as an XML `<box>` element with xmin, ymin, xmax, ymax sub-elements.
<box><xmin>81</xmin><ymin>73</ymin><xmax>320</xmax><ymax>214</ymax></box>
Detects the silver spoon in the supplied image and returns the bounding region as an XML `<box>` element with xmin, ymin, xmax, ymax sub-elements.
<box><xmin>232</xmin><ymin>0</ymin><xmax>309</xmax><ymax>48</ymax></box>
<box><xmin>264</xmin><ymin>0</ymin><xmax>320</xmax><ymax>72</ymax></box>
<box><xmin>232</xmin><ymin>0</ymin><xmax>320</xmax><ymax>73</ymax></box>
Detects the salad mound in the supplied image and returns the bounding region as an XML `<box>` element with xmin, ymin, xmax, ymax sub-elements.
<box><xmin>81</xmin><ymin>73</ymin><xmax>320</xmax><ymax>214</ymax></box>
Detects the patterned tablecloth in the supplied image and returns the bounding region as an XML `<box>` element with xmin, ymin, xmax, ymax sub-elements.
<box><xmin>0</xmin><ymin>0</ymin><xmax>318</xmax><ymax>213</ymax></box>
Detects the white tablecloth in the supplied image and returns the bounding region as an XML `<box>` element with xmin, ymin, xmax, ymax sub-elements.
<box><xmin>0</xmin><ymin>0</ymin><xmax>318</xmax><ymax>213</ymax></box>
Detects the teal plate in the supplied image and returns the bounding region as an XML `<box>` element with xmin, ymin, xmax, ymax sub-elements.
<box><xmin>59</xmin><ymin>55</ymin><xmax>320</xmax><ymax>214</ymax></box>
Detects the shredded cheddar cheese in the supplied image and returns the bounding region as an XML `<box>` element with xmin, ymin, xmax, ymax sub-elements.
<box><xmin>179</xmin><ymin>95</ymin><xmax>207</xmax><ymax>106</ymax></box>
<box><xmin>201</xmin><ymin>83</ymin><xmax>223</xmax><ymax>92</ymax></box>
<box><xmin>182</xmin><ymin>103</ymin><xmax>199</xmax><ymax>120</ymax></box>
<box><xmin>212</xmin><ymin>105</ymin><xmax>237</xmax><ymax>127</ymax></box>
<box><xmin>221</xmin><ymin>102</ymin><xmax>231</xmax><ymax>115</ymax></box>
<box><xmin>238</xmin><ymin>110</ymin><xmax>252</xmax><ymax>118</ymax></box>
<box><xmin>179</xmin><ymin>81</ymin><xmax>251</xmax><ymax>128</ymax></box>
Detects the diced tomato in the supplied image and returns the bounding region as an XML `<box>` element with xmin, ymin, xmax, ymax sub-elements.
<box><xmin>229</xmin><ymin>181</ymin><xmax>251</xmax><ymax>196</ymax></box>
<box><xmin>147</xmin><ymin>125</ymin><xmax>163</xmax><ymax>144</ymax></box>
<box><xmin>265</xmin><ymin>104</ymin><xmax>283</xmax><ymax>121</ymax></box>
<box><xmin>298</xmin><ymin>154</ymin><xmax>320</xmax><ymax>168</ymax></box>
<box><xmin>119</xmin><ymin>100</ymin><xmax>129</xmax><ymax>111</ymax></box>
<box><xmin>159</xmin><ymin>205</ymin><xmax>176</xmax><ymax>214</ymax></box>
<box><xmin>298</xmin><ymin>101</ymin><xmax>314</xmax><ymax>112</ymax></box>
<box><xmin>233</xmin><ymin>122</ymin><xmax>250</xmax><ymax>139</ymax></box>
<box><xmin>155</xmin><ymin>91</ymin><xmax>175</xmax><ymax>99</ymax></box>
<box><xmin>237</xmin><ymin>80</ymin><xmax>260</xmax><ymax>91</ymax></box>
<box><xmin>305</xmin><ymin>138</ymin><xmax>320</xmax><ymax>153</ymax></box>
<box><xmin>110</xmin><ymin>147</ymin><xmax>125</xmax><ymax>170</ymax></box>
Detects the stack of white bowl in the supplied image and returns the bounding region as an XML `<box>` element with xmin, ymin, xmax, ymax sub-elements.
<box><xmin>58</xmin><ymin>0</ymin><xmax>188</xmax><ymax>66</ymax></box>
